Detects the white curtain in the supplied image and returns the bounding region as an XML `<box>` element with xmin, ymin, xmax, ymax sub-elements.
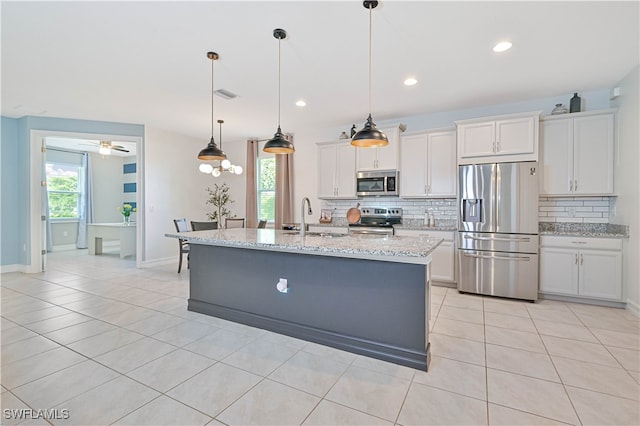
<box><xmin>76</xmin><ymin>153</ymin><xmax>94</xmax><ymax>248</ymax></box>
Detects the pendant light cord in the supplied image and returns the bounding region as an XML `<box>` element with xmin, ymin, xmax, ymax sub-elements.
<box><xmin>368</xmin><ymin>3</ymin><xmax>372</xmax><ymax>115</ymax></box>
<box><xmin>211</xmin><ymin>53</ymin><xmax>222</xmax><ymax>138</ymax></box>
<box><xmin>277</xmin><ymin>36</ymin><xmax>282</xmax><ymax>128</ymax></box>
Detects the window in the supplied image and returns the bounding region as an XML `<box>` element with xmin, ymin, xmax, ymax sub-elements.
<box><xmin>257</xmin><ymin>157</ymin><xmax>276</xmax><ymax>222</ymax></box>
<box><xmin>46</xmin><ymin>162</ymin><xmax>82</xmax><ymax>219</ymax></box>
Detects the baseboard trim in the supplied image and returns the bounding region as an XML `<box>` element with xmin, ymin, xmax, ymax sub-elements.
<box><xmin>140</xmin><ymin>256</ymin><xmax>177</xmax><ymax>269</ymax></box>
<box><xmin>0</xmin><ymin>264</ymin><xmax>23</xmax><ymax>274</ymax></box>
<box><xmin>539</xmin><ymin>293</ymin><xmax>626</xmax><ymax>309</ymax></box>
<box><xmin>625</xmin><ymin>298</ymin><xmax>640</xmax><ymax>317</ymax></box>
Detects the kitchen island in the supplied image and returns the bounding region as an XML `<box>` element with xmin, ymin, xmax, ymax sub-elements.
<box><xmin>165</xmin><ymin>228</ymin><xmax>442</xmax><ymax>370</ymax></box>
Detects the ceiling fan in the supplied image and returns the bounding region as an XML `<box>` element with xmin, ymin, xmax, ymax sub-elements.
<box><xmin>82</xmin><ymin>140</ymin><xmax>130</xmax><ymax>155</ymax></box>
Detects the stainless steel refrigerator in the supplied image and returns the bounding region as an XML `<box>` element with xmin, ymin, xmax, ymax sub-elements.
<box><xmin>458</xmin><ymin>162</ymin><xmax>539</xmax><ymax>301</ymax></box>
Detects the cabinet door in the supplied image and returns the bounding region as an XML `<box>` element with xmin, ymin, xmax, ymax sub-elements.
<box><xmin>399</xmin><ymin>133</ymin><xmax>427</xmax><ymax>197</ymax></box>
<box><xmin>427</xmin><ymin>131</ymin><xmax>457</xmax><ymax>197</ymax></box>
<box><xmin>355</xmin><ymin>145</ymin><xmax>378</xmax><ymax>170</ymax></box>
<box><xmin>495</xmin><ymin>116</ymin><xmax>536</xmax><ymax>156</ymax></box>
<box><xmin>573</xmin><ymin>114</ymin><xmax>614</xmax><ymax>195</ymax></box>
<box><xmin>317</xmin><ymin>144</ymin><xmax>337</xmax><ymax>199</ymax></box>
<box><xmin>539</xmin><ymin>247</ymin><xmax>578</xmax><ymax>295</ymax></box>
<box><xmin>540</xmin><ymin>119</ymin><xmax>573</xmax><ymax>195</ymax></box>
<box><xmin>579</xmin><ymin>249</ymin><xmax>622</xmax><ymax>300</ymax></box>
<box><xmin>431</xmin><ymin>240</ymin><xmax>455</xmax><ymax>282</ymax></box>
<box><xmin>457</xmin><ymin>121</ymin><xmax>495</xmax><ymax>159</ymax></box>
<box><xmin>376</xmin><ymin>127</ymin><xmax>399</xmax><ymax>170</ymax></box>
<box><xmin>335</xmin><ymin>143</ymin><xmax>356</xmax><ymax>198</ymax></box>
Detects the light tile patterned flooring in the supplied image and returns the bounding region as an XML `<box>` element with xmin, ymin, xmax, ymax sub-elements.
<box><xmin>1</xmin><ymin>249</ymin><xmax>639</xmax><ymax>425</ymax></box>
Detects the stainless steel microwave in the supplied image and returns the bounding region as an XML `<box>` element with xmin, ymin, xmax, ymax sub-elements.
<box><xmin>356</xmin><ymin>170</ymin><xmax>399</xmax><ymax>196</ymax></box>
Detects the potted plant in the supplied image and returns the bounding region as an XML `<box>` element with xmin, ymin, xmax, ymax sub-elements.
<box><xmin>205</xmin><ymin>183</ymin><xmax>235</xmax><ymax>225</ymax></box>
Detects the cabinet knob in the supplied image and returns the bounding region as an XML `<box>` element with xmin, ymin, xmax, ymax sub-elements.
<box><xmin>575</xmin><ymin>253</ymin><xmax>578</xmax><ymax>265</ymax></box>
<box><xmin>580</xmin><ymin>253</ymin><xmax>584</xmax><ymax>265</ymax></box>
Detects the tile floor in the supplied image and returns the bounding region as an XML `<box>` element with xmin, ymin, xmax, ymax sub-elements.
<box><xmin>1</xmin><ymin>249</ymin><xmax>639</xmax><ymax>425</ymax></box>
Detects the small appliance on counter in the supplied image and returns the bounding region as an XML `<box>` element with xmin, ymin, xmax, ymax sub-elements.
<box><xmin>348</xmin><ymin>207</ymin><xmax>402</xmax><ymax>236</ymax></box>
<box><xmin>457</xmin><ymin>162</ymin><xmax>539</xmax><ymax>301</ymax></box>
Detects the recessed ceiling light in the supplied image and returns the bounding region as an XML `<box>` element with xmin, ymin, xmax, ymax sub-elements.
<box><xmin>493</xmin><ymin>41</ymin><xmax>512</xmax><ymax>53</ymax></box>
<box><xmin>404</xmin><ymin>78</ymin><xmax>418</xmax><ymax>86</ymax></box>
<box><xmin>295</xmin><ymin>100</ymin><xmax>307</xmax><ymax>107</ymax></box>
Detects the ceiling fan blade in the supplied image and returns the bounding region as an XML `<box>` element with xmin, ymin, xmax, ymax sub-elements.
<box><xmin>112</xmin><ymin>146</ymin><xmax>130</xmax><ymax>153</ymax></box>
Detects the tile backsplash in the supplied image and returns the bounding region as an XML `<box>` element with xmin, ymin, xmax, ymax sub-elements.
<box><xmin>538</xmin><ymin>196</ymin><xmax>613</xmax><ymax>223</ymax></box>
<box><xmin>321</xmin><ymin>196</ymin><xmax>614</xmax><ymax>224</ymax></box>
<box><xmin>320</xmin><ymin>198</ymin><xmax>458</xmax><ymax>222</ymax></box>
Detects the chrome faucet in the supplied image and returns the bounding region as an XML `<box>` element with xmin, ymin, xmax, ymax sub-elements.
<box><xmin>300</xmin><ymin>197</ymin><xmax>313</xmax><ymax>237</ymax></box>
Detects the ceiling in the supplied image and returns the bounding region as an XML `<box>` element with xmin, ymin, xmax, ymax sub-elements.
<box><xmin>45</xmin><ymin>137</ymin><xmax>137</xmax><ymax>157</ymax></box>
<box><xmin>2</xmin><ymin>1</ymin><xmax>638</xmax><ymax>145</ymax></box>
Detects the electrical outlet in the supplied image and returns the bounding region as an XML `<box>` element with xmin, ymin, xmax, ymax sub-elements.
<box><xmin>63</xmin><ymin>231</ymin><xmax>68</xmax><ymax>237</ymax></box>
<box><xmin>568</xmin><ymin>207</ymin><xmax>576</xmax><ymax>218</ymax></box>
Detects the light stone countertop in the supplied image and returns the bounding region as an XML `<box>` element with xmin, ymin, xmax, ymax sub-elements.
<box><xmin>165</xmin><ymin>228</ymin><xmax>442</xmax><ymax>265</ymax></box>
<box><xmin>539</xmin><ymin>222</ymin><xmax>629</xmax><ymax>238</ymax></box>
<box><xmin>310</xmin><ymin>219</ymin><xmax>628</xmax><ymax>237</ymax></box>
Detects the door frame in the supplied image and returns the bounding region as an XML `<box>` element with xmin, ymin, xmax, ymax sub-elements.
<box><xmin>28</xmin><ymin>129</ymin><xmax>144</xmax><ymax>272</ymax></box>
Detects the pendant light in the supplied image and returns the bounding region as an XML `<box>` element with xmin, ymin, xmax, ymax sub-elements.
<box><xmin>201</xmin><ymin>120</ymin><xmax>243</xmax><ymax>177</ymax></box>
<box><xmin>198</xmin><ymin>51</ymin><xmax>227</xmax><ymax>161</ymax></box>
<box><xmin>351</xmin><ymin>1</ymin><xmax>389</xmax><ymax>148</ymax></box>
<box><xmin>263</xmin><ymin>28</ymin><xmax>294</xmax><ymax>154</ymax></box>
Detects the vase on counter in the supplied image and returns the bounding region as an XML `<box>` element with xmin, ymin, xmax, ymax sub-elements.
<box><xmin>570</xmin><ymin>92</ymin><xmax>581</xmax><ymax>113</ymax></box>
<box><xmin>123</xmin><ymin>215</ymin><xmax>130</xmax><ymax>225</ymax></box>
<box><xmin>551</xmin><ymin>104</ymin><xmax>569</xmax><ymax>115</ymax></box>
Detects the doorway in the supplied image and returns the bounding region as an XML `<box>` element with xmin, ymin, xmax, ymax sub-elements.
<box><xmin>28</xmin><ymin>130</ymin><xmax>144</xmax><ymax>272</ymax></box>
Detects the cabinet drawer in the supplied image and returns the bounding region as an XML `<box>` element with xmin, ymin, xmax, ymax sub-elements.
<box><xmin>540</xmin><ymin>235</ymin><xmax>622</xmax><ymax>251</ymax></box>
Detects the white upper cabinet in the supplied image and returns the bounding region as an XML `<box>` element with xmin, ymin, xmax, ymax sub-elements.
<box><xmin>400</xmin><ymin>129</ymin><xmax>456</xmax><ymax>198</ymax></box>
<box><xmin>456</xmin><ymin>111</ymin><xmax>541</xmax><ymax>164</ymax></box>
<box><xmin>317</xmin><ymin>140</ymin><xmax>357</xmax><ymax>199</ymax></box>
<box><xmin>355</xmin><ymin>126</ymin><xmax>400</xmax><ymax>171</ymax></box>
<box><xmin>540</xmin><ymin>110</ymin><xmax>615</xmax><ymax>195</ymax></box>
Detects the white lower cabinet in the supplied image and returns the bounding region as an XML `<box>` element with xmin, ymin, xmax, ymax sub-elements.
<box><xmin>395</xmin><ymin>229</ymin><xmax>456</xmax><ymax>283</ymax></box>
<box><xmin>539</xmin><ymin>236</ymin><xmax>622</xmax><ymax>301</ymax></box>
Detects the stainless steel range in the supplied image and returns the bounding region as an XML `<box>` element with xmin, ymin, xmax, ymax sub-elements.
<box><xmin>348</xmin><ymin>207</ymin><xmax>402</xmax><ymax>236</ymax></box>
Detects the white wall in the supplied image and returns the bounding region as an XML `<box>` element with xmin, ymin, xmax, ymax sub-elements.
<box><xmin>143</xmin><ymin>126</ymin><xmax>246</xmax><ymax>262</ymax></box>
<box><xmin>610</xmin><ymin>65</ymin><xmax>640</xmax><ymax>313</ymax></box>
<box><xmin>91</xmin><ymin>152</ymin><xmax>125</xmax><ymax>223</ymax></box>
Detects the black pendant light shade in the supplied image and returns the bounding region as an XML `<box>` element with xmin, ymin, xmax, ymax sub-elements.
<box><xmin>264</xmin><ymin>28</ymin><xmax>294</xmax><ymax>154</ymax></box>
<box><xmin>197</xmin><ymin>51</ymin><xmax>228</xmax><ymax>161</ymax></box>
<box><xmin>264</xmin><ymin>126</ymin><xmax>295</xmax><ymax>154</ymax></box>
<box><xmin>352</xmin><ymin>114</ymin><xmax>388</xmax><ymax>147</ymax></box>
<box><xmin>352</xmin><ymin>1</ymin><xmax>389</xmax><ymax>148</ymax></box>
<box><xmin>198</xmin><ymin>136</ymin><xmax>226</xmax><ymax>161</ymax></box>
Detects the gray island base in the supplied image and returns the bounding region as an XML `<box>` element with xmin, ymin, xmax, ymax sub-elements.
<box><xmin>166</xmin><ymin>229</ymin><xmax>442</xmax><ymax>371</ymax></box>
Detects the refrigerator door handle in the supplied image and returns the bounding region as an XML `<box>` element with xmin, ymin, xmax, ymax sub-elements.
<box><xmin>462</xmin><ymin>252</ymin><xmax>531</xmax><ymax>262</ymax></box>
<box><xmin>463</xmin><ymin>234</ymin><xmax>531</xmax><ymax>243</ymax></box>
